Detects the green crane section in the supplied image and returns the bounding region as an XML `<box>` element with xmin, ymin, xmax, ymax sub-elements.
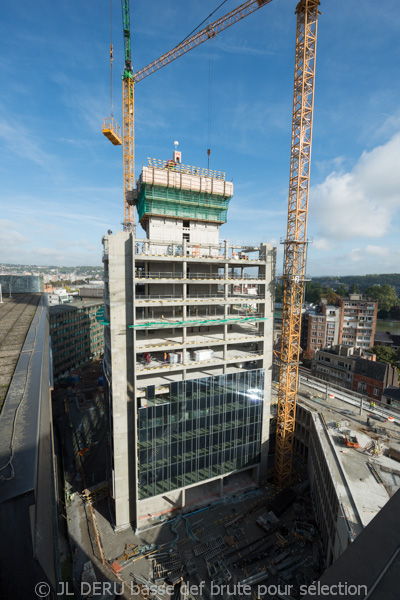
<box><xmin>121</xmin><ymin>0</ymin><xmax>133</xmax><ymax>79</ymax></box>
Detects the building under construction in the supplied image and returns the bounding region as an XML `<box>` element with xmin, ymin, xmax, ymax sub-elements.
<box><xmin>102</xmin><ymin>152</ymin><xmax>276</xmax><ymax>530</ymax></box>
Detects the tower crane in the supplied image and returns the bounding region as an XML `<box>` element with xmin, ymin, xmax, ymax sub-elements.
<box><xmin>102</xmin><ymin>0</ymin><xmax>274</xmax><ymax>231</ymax></box>
<box><xmin>102</xmin><ymin>0</ymin><xmax>321</xmax><ymax>489</ymax></box>
<box><xmin>274</xmin><ymin>0</ymin><xmax>320</xmax><ymax>489</ymax></box>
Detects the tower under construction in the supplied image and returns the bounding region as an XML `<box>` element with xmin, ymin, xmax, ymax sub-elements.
<box><xmin>102</xmin><ymin>152</ymin><xmax>276</xmax><ymax>530</ymax></box>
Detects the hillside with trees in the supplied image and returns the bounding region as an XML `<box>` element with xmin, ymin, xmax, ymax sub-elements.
<box><xmin>275</xmin><ymin>274</ymin><xmax>400</xmax><ymax>319</ymax></box>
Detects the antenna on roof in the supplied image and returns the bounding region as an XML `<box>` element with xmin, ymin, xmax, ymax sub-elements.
<box><xmin>173</xmin><ymin>140</ymin><xmax>181</xmax><ymax>164</ymax></box>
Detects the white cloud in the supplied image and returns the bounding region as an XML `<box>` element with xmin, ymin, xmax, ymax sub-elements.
<box><xmin>312</xmin><ymin>238</ymin><xmax>331</xmax><ymax>251</ymax></box>
<box><xmin>347</xmin><ymin>245</ymin><xmax>391</xmax><ymax>263</ymax></box>
<box><xmin>364</xmin><ymin>245</ymin><xmax>390</xmax><ymax>257</ymax></box>
<box><xmin>310</xmin><ymin>132</ymin><xmax>400</xmax><ymax>240</ymax></box>
<box><xmin>0</xmin><ymin>219</ymin><xmax>30</xmax><ymax>247</ymax></box>
<box><xmin>0</xmin><ymin>118</ymin><xmax>57</xmax><ymax>169</ymax></box>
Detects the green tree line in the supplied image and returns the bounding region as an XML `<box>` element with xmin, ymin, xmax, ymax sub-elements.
<box><xmin>274</xmin><ymin>279</ymin><xmax>400</xmax><ymax>318</ymax></box>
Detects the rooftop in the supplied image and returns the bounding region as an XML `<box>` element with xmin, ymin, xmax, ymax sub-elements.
<box><xmin>297</xmin><ymin>382</ymin><xmax>400</xmax><ymax>531</ymax></box>
<box><xmin>49</xmin><ymin>298</ymin><xmax>103</xmax><ymax>316</ymax></box>
<box><xmin>0</xmin><ymin>294</ymin><xmax>41</xmax><ymax>413</ymax></box>
<box><xmin>383</xmin><ymin>386</ymin><xmax>400</xmax><ymax>402</ymax></box>
<box><xmin>0</xmin><ymin>294</ymin><xmax>48</xmax><ymax>502</ymax></box>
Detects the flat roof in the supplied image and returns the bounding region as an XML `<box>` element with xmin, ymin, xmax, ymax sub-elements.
<box><xmin>0</xmin><ymin>294</ymin><xmax>48</xmax><ymax>502</ymax></box>
<box><xmin>296</xmin><ymin>384</ymin><xmax>400</xmax><ymax>531</ymax></box>
<box><xmin>0</xmin><ymin>294</ymin><xmax>41</xmax><ymax>413</ymax></box>
<box><xmin>49</xmin><ymin>298</ymin><xmax>103</xmax><ymax>316</ymax></box>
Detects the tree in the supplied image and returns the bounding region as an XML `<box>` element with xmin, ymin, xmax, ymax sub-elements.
<box><xmin>389</xmin><ymin>305</ymin><xmax>400</xmax><ymax>320</ymax></box>
<box><xmin>349</xmin><ymin>283</ymin><xmax>359</xmax><ymax>294</ymax></box>
<box><xmin>305</xmin><ymin>281</ymin><xmax>323</xmax><ymax>304</ymax></box>
<box><xmin>321</xmin><ymin>287</ymin><xmax>340</xmax><ymax>305</ymax></box>
<box><xmin>365</xmin><ymin>285</ymin><xmax>399</xmax><ymax>313</ymax></box>
<box><xmin>335</xmin><ymin>284</ymin><xmax>347</xmax><ymax>297</ymax></box>
<box><xmin>371</xmin><ymin>346</ymin><xmax>399</xmax><ymax>367</ymax></box>
<box><xmin>274</xmin><ymin>283</ymin><xmax>283</xmax><ymax>303</ymax></box>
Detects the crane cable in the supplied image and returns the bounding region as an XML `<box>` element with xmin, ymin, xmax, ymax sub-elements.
<box><xmin>176</xmin><ymin>0</ymin><xmax>230</xmax><ymax>47</ymax></box>
<box><xmin>207</xmin><ymin>37</ymin><xmax>214</xmax><ymax>170</ymax></box>
<box><xmin>110</xmin><ymin>0</ymin><xmax>114</xmax><ymax>118</ymax></box>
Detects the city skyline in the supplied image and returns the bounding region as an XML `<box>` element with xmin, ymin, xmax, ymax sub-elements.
<box><xmin>1</xmin><ymin>0</ymin><xmax>400</xmax><ymax>274</ymax></box>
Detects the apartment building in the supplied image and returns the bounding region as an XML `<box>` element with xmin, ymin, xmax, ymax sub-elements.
<box><xmin>302</xmin><ymin>302</ymin><xmax>341</xmax><ymax>358</ymax></box>
<box><xmin>101</xmin><ymin>154</ymin><xmax>276</xmax><ymax>530</ymax></box>
<box><xmin>302</xmin><ymin>295</ymin><xmax>378</xmax><ymax>358</ymax></box>
<box><xmin>338</xmin><ymin>294</ymin><xmax>377</xmax><ymax>349</ymax></box>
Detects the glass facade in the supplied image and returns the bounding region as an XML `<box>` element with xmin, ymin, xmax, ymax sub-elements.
<box><xmin>137</xmin><ymin>370</ymin><xmax>264</xmax><ymax>499</ymax></box>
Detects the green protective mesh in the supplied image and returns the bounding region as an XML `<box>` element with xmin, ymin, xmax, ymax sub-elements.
<box><xmin>137</xmin><ymin>184</ymin><xmax>231</xmax><ymax>223</ymax></box>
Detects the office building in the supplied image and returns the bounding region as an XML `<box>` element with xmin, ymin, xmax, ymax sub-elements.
<box><xmin>50</xmin><ymin>299</ymin><xmax>104</xmax><ymax>379</ymax></box>
<box><xmin>102</xmin><ymin>153</ymin><xmax>276</xmax><ymax>529</ymax></box>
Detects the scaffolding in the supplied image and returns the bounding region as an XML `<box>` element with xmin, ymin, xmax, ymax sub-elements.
<box><xmin>136</xmin><ymin>184</ymin><xmax>231</xmax><ymax>224</ymax></box>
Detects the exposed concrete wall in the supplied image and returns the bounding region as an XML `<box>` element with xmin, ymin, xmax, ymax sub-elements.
<box><xmin>108</xmin><ymin>232</ymin><xmax>135</xmax><ymax>529</ymax></box>
<box><xmin>146</xmin><ymin>217</ymin><xmax>220</xmax><ymax>246</ymax></box>
<box><xmin>105</xmin><ymin>228</ymin><xmax>276</xmax><ymax>529</ymax></box>
<box><xmin>296</xmin><ymin>405</ymin><xmax>355</xmax><ymax>567</ymax></box>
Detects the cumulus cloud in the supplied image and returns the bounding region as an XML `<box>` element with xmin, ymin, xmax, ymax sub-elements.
<box><xmin>348</xmin><ymin>245</ymin><xmax>391</xmax><ymax>262</ymax></box>
<box><xmin>312</xmin><ymin>238</ymin><xmax>331</xmax><ymax>251</ymax></box>
<box><xmin>310</xmin><ymin>132</ymin><xmax>400</xmax><ymax>240</ymax></box>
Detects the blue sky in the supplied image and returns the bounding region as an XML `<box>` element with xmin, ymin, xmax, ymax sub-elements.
<box><xmin>1</xmin><ymin>0</ymin><xmax>400</xmax><ymax>276</ymax></box>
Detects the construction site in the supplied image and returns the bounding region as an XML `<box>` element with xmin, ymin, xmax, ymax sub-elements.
<box><xmin>2</xmin><ymin>0</ymin><xmax>400</xmax><ymax>599</ymax></box>
<box><xmin>52</xmin><ymin>0</ymin><xmax>400</xmax><ymax>598</ymax></box>
<box><xmin>53</xmin><ymin>360</ymin><xmax>400</xmax><ymax>599</ymax></box>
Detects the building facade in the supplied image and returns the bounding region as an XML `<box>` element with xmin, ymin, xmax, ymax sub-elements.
<box><xmin>311</xmin><ymin>345</ymin><xmax>398</xmax><ymax>400</ymax></box>
<box><xmin>302</xmin><ymin>302</ymin><xmax>341</xmax><ymax>358</ymax></box>
<box><xmin>302</xmin><ymin>295</ymin><xmax>378</xmax><ymax>358</ymax></box>
<box><xmin>102</xmin><ymin>155</ymin><xmax>276</xmax><ymax>530</ymax></box>
<box><xmin>50</xmin><ymin>299</ymin><xmax>104</xmax><ymax>379</ymax></box>
<box><xmin>338</xmin><ymin>294</ymin><xmax>377</xmax><ymax>349</ymax></box>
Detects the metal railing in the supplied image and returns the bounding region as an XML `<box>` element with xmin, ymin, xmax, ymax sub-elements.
<box><xmin>134</xmin><ymin>294</ymin><xmax>263</xmax><ymax>301</ymax></box>
<box><xmin>135</xmin><ymin>271</ymin><xmax>264</xmax><ymax>280</ymax></box>
<box><xmin>146</xmin><ymin>157</ymin><xmax>226</xmax><ymax>180</ymax></box>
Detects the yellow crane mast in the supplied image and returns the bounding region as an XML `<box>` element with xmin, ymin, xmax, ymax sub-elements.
<box><xmin>274</xmin><ymin>0</ymin><xmax>320</xmax><ymax>489</ymax></box>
